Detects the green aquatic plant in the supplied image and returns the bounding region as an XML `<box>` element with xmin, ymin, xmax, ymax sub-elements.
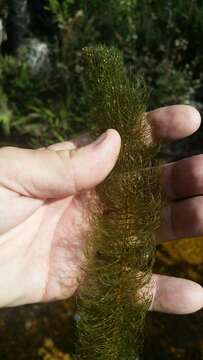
<box><xmin>75</xmin><ymin>45</ymin><xmax>164</xmax><ymax>359</ymax></box>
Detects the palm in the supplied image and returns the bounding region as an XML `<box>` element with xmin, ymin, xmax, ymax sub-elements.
<box><xmin>0</xmin><ymin>105</ymin><xmax>202</xmax><ymax>313</ymax></box>
<box><xmin>0</xmin><ymin>187</ymin><xmax>91</xmax><ymax>307</ymax></box>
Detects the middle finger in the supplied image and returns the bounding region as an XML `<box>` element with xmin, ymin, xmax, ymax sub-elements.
<box><xmin>161</xmin><ymin>154</ymin><xmax>203</xmax><ymax>200</ymax></box>
<box><xmin>160</xmin><ymin>195</ymin><xmax>203</xmax><ymax>241</ymax></box>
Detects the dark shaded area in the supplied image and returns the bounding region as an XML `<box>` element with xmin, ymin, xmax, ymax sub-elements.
<box><xmin>6</xmin><ymin>0</ymin><xmax>30</xmax><ymax>51</ymax></box>
<box><xmin>144</xmin><ymin>311</ymin><xmax>203</xmax><ymax>360</ymax></box>
<box><xmin>0</xmin><ymin>300</ymin><xmax>77</xmax><ymax>359</ymax></box>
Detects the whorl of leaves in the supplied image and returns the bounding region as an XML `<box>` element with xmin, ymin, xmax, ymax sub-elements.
<box><xmin>75</xmin><ymin>45</ymin><xmax>163</xmax><ymax>360</ymax></box>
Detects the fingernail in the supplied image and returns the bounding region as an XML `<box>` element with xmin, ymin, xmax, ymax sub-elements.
<box><xmin>93</xmin><ymin>131</ymin><xmax>108</xmax><ymax>147</ymax></box>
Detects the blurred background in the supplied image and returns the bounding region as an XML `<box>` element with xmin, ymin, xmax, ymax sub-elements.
<box><xmin>0</xmin><ymin>1</ymin><xmax>203</xmax><ymax>359</ymax></box>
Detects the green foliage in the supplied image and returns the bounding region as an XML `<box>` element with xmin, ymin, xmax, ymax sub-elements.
<box><xmin>151</xmin><ymin>60</ymin><xmax>200</xmax><ymax>107</ymax></box>
<box><xmin>132</xmin><ymin>0</ymin><xmax>203</xmax><ymax>107</ymax></box>
<box><xmin>0</xmin><ymin>0</ymin><xmax>202</xmax><ymax>145</ymax></box>
<box><xmin>0</xmin><ymin>54</ymin><xmax>84</xmax><ymax>146</ymax></box>
<box><xmin>46</xmin><ymin>0</ymin><xmax>76</xmax><ymax>31</ymax></box>
<box><xmin>0</xmin><ymin>88</ymin><xmax>11</xmax><ymax>136</ymax></box>
<box><xmin>75</xmin><ymin>46</ymin><xmax>164</xmax><ymax>360</ymax></box>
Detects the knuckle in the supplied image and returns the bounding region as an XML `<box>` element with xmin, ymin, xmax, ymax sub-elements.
<box><xmin>191</xmin><ymin>201</ymin><xmax>203</xmax><ymax>231</ymax></box>
<box><xmin>187</xmin><ymin>155</ymin><xmax>203</xmax><ymax>189</ymax></box>
<box><xmin>54</xmin><ymin>149</ymin><xmax>78</xmax><ymax>194</ymax></box>
<box><xmin>188</xmin><ymin>160</ymin><xmax>201</xmax><ymax>185</ymax></box>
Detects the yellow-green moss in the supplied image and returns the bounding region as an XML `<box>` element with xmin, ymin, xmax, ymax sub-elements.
<box><xmin>75</xmin><ymin>45</ymin><xmax>164</xmax><ymax>360</ymax></box>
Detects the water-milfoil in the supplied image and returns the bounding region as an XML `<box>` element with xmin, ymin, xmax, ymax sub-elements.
<box><xmin>75</xmin><ymin>45</ymin><xmax>164</xmax><ymax>360</ymax></box>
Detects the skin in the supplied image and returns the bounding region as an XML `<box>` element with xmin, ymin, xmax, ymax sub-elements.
<box><xmin>0</xmin><ymin>105</ymin><xmax>202</xmax><ymax>314</ymax></box>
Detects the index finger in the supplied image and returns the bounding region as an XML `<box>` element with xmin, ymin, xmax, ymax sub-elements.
<box><xmin>147</xmin><ymin>105</ymin><xmax>201</xmax><ymax>143</ymax></box>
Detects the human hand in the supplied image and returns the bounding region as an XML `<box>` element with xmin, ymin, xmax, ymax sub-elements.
<box><xmin>0</xmin><ymin>105</ymin><xmax>202</xmax><ymax>313</ymax></box>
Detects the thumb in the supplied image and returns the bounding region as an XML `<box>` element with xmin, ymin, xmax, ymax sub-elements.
<box><xmin>0</xmin><ymin>129</ymin><xmax>121</xmax><ymax>199</ymax></box>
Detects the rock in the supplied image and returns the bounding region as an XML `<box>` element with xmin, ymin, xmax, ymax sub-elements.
<box><xmin>0</xmin><ymin>18</ymin><xmax>7</xmax><ymax>48</ymax></box>
<box><xmin>17</xmin><ymin>37</ymin><xmax>51</xmax><ymax>76</ymax></box>
<box><xmin>0</xmin><ymin>19</ymin><xmax>3</xmax><ymax>47</ymax></box>
<box><xmin>5</xmin><ymin>0</ymin><xmax>51</xmax><ymax>76</ymax></box>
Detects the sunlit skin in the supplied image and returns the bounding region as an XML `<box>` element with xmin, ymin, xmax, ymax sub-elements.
<box><xmin>0</xmin><ymin>105</ymin><xmax>202</xmax><ymax>313</ymax></box>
